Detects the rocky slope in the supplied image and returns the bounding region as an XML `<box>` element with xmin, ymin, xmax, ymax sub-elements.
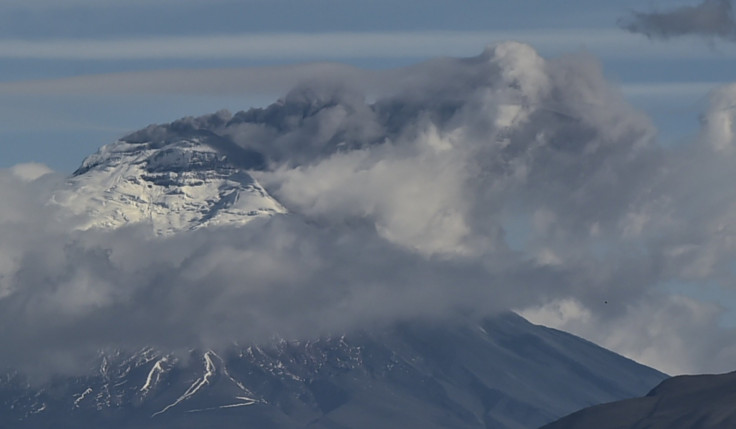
<box><xmin>541</xmin><ymin>371</ymin><xmax>736</xmax><ymax>429</ymax></box>
<box><xmin>1</xmin><ymin>314</ymin><xmax>665</xmax><ymax>429</ymax></box>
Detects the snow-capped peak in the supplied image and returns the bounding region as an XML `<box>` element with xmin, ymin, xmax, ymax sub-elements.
<box><xmin>53</xmin><ymin>130</ymin><xmax>285</xmax><ymax>235</ymax></box>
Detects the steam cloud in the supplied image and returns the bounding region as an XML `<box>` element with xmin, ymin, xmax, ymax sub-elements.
<box><xmin>2</xmin><ymin>42</ymin><xmax>736</xmax><ymax>375</ymax></box>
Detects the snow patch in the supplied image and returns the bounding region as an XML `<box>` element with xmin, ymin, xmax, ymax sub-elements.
<box><xmin>53</xmin><ymin>138</ymin><xmax>286</xmax><ymax>235</ymax></box>
<box><xmin>140</xmin><ymin>357</ymin><xmax>168</xmax><ymax>394</ymax></box>
<box><xmin>152</xmin><ymin>351</ymin><xmax>217</xmax><ymax>417</ymax></box>
<box><xmin>73</xmin><ymin>387</ymin><xmax>93</xmax><ymax>408</ymax></box>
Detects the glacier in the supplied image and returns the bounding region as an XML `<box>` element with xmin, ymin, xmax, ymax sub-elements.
<box><xmin>52</xmin><ymin>127</ymin><xmax>284</xmax><ymax>235</ymax></box>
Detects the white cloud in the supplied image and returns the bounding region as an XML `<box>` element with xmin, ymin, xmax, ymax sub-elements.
<box><xmin>700</xmin><ymin>83</ymin><xmax>736</xmax><ymax>152</ymax></box>
<box><xmin>521</xmin><ymin>295</ymin><xmax>736</xmax><ymax>375</ymax></box>
<box><xmin>3</xmin><ymin>42</ymin><xmax>736</xmax><ymax>376</ymax></box>
<box><xmin>9</xmin><ymin>163</ymin><xmax>52</xmax><ymax>182</ymax></box>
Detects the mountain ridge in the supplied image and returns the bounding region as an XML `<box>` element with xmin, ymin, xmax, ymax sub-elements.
<box><xmin>541</xmin><ymin>371</ymin><xmax>736</xmax><ymax>429</ymax></box>
<box><xmin>0</xmin><ymin>313</ymin><xmax>666</xmax><ymax>429</ymax></box>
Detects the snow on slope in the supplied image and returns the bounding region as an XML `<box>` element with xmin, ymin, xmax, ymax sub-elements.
<box><xmin>0</xmin><ymin>314</ymin><xmax>667</xmax><ymax>429</ymax></box>
<box><xmin>52</xmin><ymin>128</ymin><xmax>285</xmax><ymax>235</ymax></box>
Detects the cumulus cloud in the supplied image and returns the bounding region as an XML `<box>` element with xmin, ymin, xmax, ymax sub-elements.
<box><xmin>521</xmin><ymin>79</ymin><xmax>736</xmax><ymax>374</ymax></box>
<box><xmin>700</xmin><ymin>82</ymin><xmax>736</xmax><ymax>151</ymax></box>
<box><xmin>9</xmin><ymin>162</ymin><xmax>53</xmax><ymax>182</ymax></box>
<box><xmin>620</xmin><ymin>0</ymin><xmax>736</xmax><ymax>41</ymax></box>
<box><xmin>3</xmin><ymin>42</ymin><xmax>736</xmax><ymax>375</ymax></box>
<box><xmin>520</xmin><ymin>295</ymin><xmax>736</xmax><ymax>375</ymax></box>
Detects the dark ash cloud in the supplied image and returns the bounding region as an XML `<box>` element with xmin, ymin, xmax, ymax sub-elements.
<box><xmin>620</xmin><ymin>0</ymin><xmax>736</xmax><ymax>41</ymax></box>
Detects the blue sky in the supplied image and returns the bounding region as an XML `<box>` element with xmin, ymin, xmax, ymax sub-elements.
<box><xmin>1</xmin><ymin>0</ymin><xmax>735</xmax><ymax>170</ymax></box>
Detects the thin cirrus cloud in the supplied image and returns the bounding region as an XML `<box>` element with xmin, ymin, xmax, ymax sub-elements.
<box><xmin>0</xmin><ymin>31</ymin><xmax>553</xmax><ymax>60</ymax></box>
<box><xmin>0</xmin><ymin>29</ymin><xmax>734</xmax><ymax>62</ymax></box>
<box><xmin>0</xmin><ymin>64</ymin><xmax>386</xmax><ymax>96</ymax></box>
<box><xmin>0</xmin><ymin>0</ymin><xmax>236</xmax><ymax>7</ymax></box>
<box><xmin>621</xmin><ymin>81</ymin><xmax>723</xmax><ymax>98</ymax></box>
<box><xmin>0</xmin><ymin>63</ymin><xmax>724</xmax><ymax>104</ymax></box>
